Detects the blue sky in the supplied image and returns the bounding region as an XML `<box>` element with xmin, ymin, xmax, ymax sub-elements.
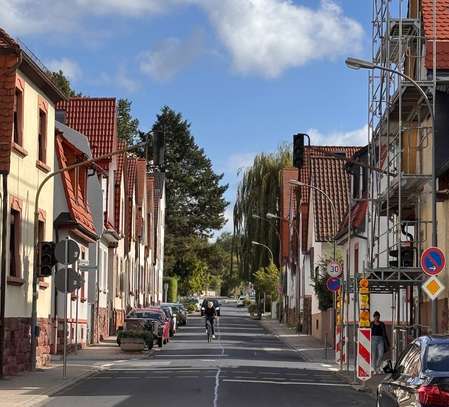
<box><xmin>1</xmin><ymin>0</ymin><xmax>373</xmax><ymax>234</ymax></box>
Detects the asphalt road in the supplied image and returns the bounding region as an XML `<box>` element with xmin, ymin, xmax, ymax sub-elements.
<box><xmin>44</xmin><ymin>304</ymin><xmax>374</xmax><ymax>407</ymax></box>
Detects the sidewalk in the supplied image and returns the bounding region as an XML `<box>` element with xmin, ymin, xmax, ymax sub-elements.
<box><xmin>259</xmin><ymin>317</ymin><xmax>337</xmax><ymax>365</ymax></box>
<box><xmin>0</xmin><ymin>337</ymin><xmax>149</xmax><ymax>407</ymax></box>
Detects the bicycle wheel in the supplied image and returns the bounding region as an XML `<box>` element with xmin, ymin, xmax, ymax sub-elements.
<box><xmin>207</xmin><ymin>321</ymin><xmax>212</xmax><ymax>342</ymax></box>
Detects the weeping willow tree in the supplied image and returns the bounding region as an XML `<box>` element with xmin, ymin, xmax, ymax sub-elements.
<box><xmin>233</xmin><ymin>144</ymin><xmax>292</xmax><ymax>282</ymax></box>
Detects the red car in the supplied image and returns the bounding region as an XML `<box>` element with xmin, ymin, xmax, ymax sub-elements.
<box><xmin>144</xmin><ymin>307</ymin><xmax>171</xmax><ymax>345</ymax></box>
<box><xmin>127</xmin><ymin>307</ymin><xmax>170</xmax><ymax>347</ymax></box>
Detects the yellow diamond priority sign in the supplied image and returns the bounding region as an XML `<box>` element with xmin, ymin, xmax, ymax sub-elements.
<box><xmin>422</xmin><ymin>276</ymin><xmax>445</xmax><ymax>301</ymax></box>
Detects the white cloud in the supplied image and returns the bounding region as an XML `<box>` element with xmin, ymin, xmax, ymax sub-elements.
<box><xmin>196</xmin><ymin>0</ymin><xmax>363</xmax><ymax>77</ymax></box>
<box><xmin>116</xmin><ymin>66</ymin><xmax>139</xmax><ymax>92</ymax></box>
<box><xmin>87</xmin><ymin>67</ymin><xmax>139</xmax><ymax>93</ymax></box>
<box><xmin>227</xmin><ymin>152</ymin><xmax>256</xmax><ymax>173</ymax></box>
<box><xmin>307</xmin><ymin>124</ymin><xmax>368</xmax><ymax>146</ymax></box>
<box><xmin>0</xmin><ymin>0</ymin><xmax>178</xmax><ymax>35</ymax></box>
<box><xmin>139</xmin><ymin>30</ymin><xmax>204</xmax><ymax>82</ymax></box>
<box><xmin>46</xmin><ymin>58</ymin><xmax>82</xmax><ymax>80</ymax></box>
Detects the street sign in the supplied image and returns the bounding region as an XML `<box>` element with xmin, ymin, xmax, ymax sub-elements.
<box><xmin>422</xmin><ymin>275</ymin><xmax>445</xmax><ymax>301</ymax></box>
<box><xmin>326</xmin><ymin>277</ymin><xmax>341</xmax><ymax>292</ymax></box>
<box><xmin>54</xmin><ymin>240</ymin><xmax>80</xmax><ymax>264</ymax></box>
<box><xmin>357</xmin><ymin>328</ymin><xmax>372</xmax><ymax>381</ymax></box>
<box><xmin>421</xmin><ymin>247</ymin><xmax>446</xmax><ymax>276</ymax></box>
<box><xmin>55</xmin><ymin>268</ymin><xmax>83</xmax><ymax>293</ymax></box>
<box><xmin>327</xmin><ymin>261</ymin><xmax>342</xmax><ymax>278</ymax></box>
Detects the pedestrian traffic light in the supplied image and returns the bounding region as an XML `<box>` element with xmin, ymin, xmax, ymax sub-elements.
<box><xmin>293</xmin><ymin>133</ymin><xmax>305</xmax><ymax>168</ymax></box>
<box><xmin>39</xmin><ymin>241</ymin><xmax>56</xmax><ymax>277</ymax></box>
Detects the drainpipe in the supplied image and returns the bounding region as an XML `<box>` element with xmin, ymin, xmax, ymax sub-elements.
<box><xmin>0</xmin><ymin>50</ymin><xmax>22</xmax><ymax>377</ymax></box>
<box><xmin>0</xmin><ymin>175</ymin><xmax>8</xmax><ymax>377</ymax></box>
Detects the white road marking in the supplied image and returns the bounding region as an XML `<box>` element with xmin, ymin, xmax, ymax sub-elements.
<box><xmin>157</xmin><ymin>354</ymin><xmax>228</xmax><ymax>357</ymax></box>
<box><xmin>222</xmin><ymin>379</ymin><xmax>351</xmax><ymax>387</ymax></box>
<box><xmin>213</xmin><ymin>319</ymin><xmax>225</xmax><ymax>407</ymax></box>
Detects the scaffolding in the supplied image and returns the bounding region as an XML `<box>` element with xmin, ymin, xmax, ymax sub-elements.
<box><xmin>361</xmin><ymin>0</ymin><xmax>437</xmax><ymax>360</ymax></box>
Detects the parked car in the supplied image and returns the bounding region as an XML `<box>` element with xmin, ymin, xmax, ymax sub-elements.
<box><xmin>237</xmin><ymin>295</ymin><xmax>247</xmax><ymax>307</ymax></box>
<box><xmin>125</xmin><ymin>308</ymin><xmax>170</xmax><ymax>347</ymax></box>
<box><xmin>201</xmin><ymin>298</ymin><xmax>221</xmax><ymax>316</ymax></box>
<box><xmin>163</xmin><ymin>303</ymin><xmax>187</xmax><ymax>326</ymax></box>
<box><xmin>377</xmin><ymin>335</ymin><xmax>449</xmax><ymax>407</ymax></box>
<box><xmin>160</xmin><ymin>304</ymin><xmax>177</xmax><ymax>337</ymax></box>
<box><xmin>117</xmin><ymin>318</ymin><xmax>155</xmax><ymax>349</ymax></box>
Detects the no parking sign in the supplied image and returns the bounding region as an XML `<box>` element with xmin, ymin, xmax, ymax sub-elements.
<box><xmin>421</xmin><ymin>247</ymin><xmax>446</xmax><ymax>276</ymax></box>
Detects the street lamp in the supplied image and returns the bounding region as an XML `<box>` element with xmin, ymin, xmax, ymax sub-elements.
<box><xmin>251</xmin><ymin>241</ymin><xmax>274</xmax><ymax>264</ymax></box>
<box><xmin>346</xmin><ymin>56</ymin><xmax>437</xmax><ymax>333</ymax></box>
<box><xmin>289</xmin><ymin>180</ymin><xmax>337</xmax><ymax>261</ymax></box>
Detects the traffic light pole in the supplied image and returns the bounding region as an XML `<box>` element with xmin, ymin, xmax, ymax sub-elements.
<box><xmin>30</xmin><ymin>141</ymin><xmax>148</xmax><ymax>370</ymax></box>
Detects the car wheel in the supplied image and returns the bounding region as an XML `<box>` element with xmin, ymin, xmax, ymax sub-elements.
<box><xmin>158</xmin><ymin>337</ymin><xmax>163</xmax><ymax>347</ymax></box>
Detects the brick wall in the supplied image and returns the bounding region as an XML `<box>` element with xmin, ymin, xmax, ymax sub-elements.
<box><xmin>0</xmin><ymin>53</ymin><xmax>19</xmax><ymax>175</ymax></box>
<box><xmin>97</xmin><ymin>307</ymin><xmax>109</xmax><ymax>341</ymax></box>
<box><xmin>3</xmin><ymin>318</ymin><xmax>31</xmax><ymax>376</ymax></box>
<box><xmin>112</xmin><ymin>309</ymin><xmax>125</xmax><ymax>334</ymax></box>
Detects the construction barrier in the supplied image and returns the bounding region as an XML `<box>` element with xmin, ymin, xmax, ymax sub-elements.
<box><xmin>357</xmin><ymin>328</ymin><xmax>372</xmax><ymax>381</ymax></box>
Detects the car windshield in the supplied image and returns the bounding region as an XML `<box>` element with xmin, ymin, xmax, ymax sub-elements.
<box><xmin>426</xmin><ymin>344</ymin><xmax>449</xmax><ymax>372</ymax></box>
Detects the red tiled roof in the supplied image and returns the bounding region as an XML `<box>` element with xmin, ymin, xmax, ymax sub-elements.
<box><xmin>113</xmin><ymin>140</ymin><xmax>126</xmax><ymax>232</ymax></box>
<box><xmin>298</xmin><ymin>146</ymin><xmax>359</xmax><ymax>251</ymax></box>
<box><xmin>135</xmin><ymin>159</ymin><xmax>146</xmax><ymax>238</ymax></box>
<box><xmin>338</xmin><ymin>199</ymin><xmax>368</xmax><ymax>238</ymax></box>
<box><xmin>0</xmin><ymin>28</ymin><xmax>20</xmax><ymax>50</ymax></box>
<box><xmin>422</xmin><ymin>0</ymin><xmax>449</xmax><ymax>69</ymax></box>
<box><xmin>55</xmin><ymin>132</ymin><xmax>96</xmax><ymax>237</ymax></box>
<box><xmin>125</xmin><ymin>156</ymin><xmax>137</xmax><ymax>247</ymax></box>
<box><xmin>57</xmin><ymin>98</ymin><xmax>117</xmax><ymax>169</ymax></box>
<box><xmin>126</xmin><ymin>156</ymin><xmax>137</xmax><ymax>199</ymax></box>
<box><xmin>146</xmin><ymin>175</ymin><xmax>155</xmax><ymax>253</ymax></box>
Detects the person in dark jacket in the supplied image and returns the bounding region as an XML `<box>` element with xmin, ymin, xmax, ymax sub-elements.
<box><xmin>371</xmin><ymin>311</ymin><xmax>390</xmax><ymax>373</ymax></box>
<box><xmin>204</xmin><ymin>301</ymin><xmax>217</xmax><ymax>338</ymax></box>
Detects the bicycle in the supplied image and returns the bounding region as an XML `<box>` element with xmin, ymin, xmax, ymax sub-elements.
<box><xmin>206</xmin><ymin>319</ymin><xmax>213</xmax><ymax>342</ymax></box>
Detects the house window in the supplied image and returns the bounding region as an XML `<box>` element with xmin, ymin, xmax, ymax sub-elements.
<box><xmin>13</xmin><ymin>88</ymin><xmax>23</xmax><ymax>145</ymax></box>
<box><xmin>9</xmin><ymin>209</ymin><xmax>21</xmax><ymax>277</ymax></box>
<box><xmin>38</xmin><ymin>109</ymin><xmax>47</xmax><ymax>163</ymax></box>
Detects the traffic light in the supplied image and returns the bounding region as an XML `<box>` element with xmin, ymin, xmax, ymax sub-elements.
<box><xmin>293</xmin><ymin>133</ymin><xmax>305</xmax><ymax>168</ymax></box>
<box><xmin>153</xmin><ymin>130</ymin><xmax>165</xmax><ymax>168</ymax></box>
<box><xmin>39</xmin><ymin>242</ymin><xmax>56</xmax><ymax>277</ymax></box>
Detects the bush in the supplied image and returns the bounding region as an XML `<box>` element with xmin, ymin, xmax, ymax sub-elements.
<box><xmin>163</xmin><ymin>277</ymin><xmax>178</xmax><ymax>302</ymax></box>
<box><xmin>186</xmin><ymin>303</ymin><xmax>196</xmax><ymax>313</ymax></box>
<box><xmin>117</xmin><ymin>329</ymin><xmax>153</xmax><ymax>348</ymax></box>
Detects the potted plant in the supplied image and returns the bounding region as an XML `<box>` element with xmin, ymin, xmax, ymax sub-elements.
<box><xmin>118</xmin><ymin>329</ymin><xmax>153</xmax><ymax>352</ymax></box>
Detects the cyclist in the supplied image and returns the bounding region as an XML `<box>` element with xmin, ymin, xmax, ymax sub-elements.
<box><xmin>204</xmin><ymin>301</ymin><xmax>217</xmax><ymax>339</ymax></box>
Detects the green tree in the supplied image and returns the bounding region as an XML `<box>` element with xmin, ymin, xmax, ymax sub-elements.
<box><xmin>143</xmin><ymin>106</ymin><xmax>229</xmax><ymax>238</ymax></box>
<box><xmin>254</xmin><ymin>262</ymin><xmax>280</xmax><ymax>301</ymax></box>
<box><xmin>50</xmin><ymin>70</ymin><xmax>81</xmax><ymax>98</ymax></box>
<box><xmin>233</xmin><ymin>145</ymin><xmax>292</xmax><ymax>281</ymax></box>
<box><xmin>117</xmin><ymin>98</ymin><xmax>139</xmax><ymax>145</ymax></box>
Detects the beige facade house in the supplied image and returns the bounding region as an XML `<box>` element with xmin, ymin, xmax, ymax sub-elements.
<box><xmin>0</xmin><ymin>28</ymin><xmax>66</xmax><ymax>375</ymax></box>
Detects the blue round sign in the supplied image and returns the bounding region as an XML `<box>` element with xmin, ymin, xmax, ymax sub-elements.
<box><xmin>326</xmin><ymin>277</ymin><xmax>341</xmax><ymax>293</ymax></box>
<box><xmin>421</xmin><ymin>247</ymin><xmax>446</xmax><ymax>276</ymax></box>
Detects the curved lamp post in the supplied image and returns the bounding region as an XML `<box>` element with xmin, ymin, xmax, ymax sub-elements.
<box><xmin>251</xmin><ymin>240</ymin><xmax>274</xmax><ymax>264</ymax></box>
